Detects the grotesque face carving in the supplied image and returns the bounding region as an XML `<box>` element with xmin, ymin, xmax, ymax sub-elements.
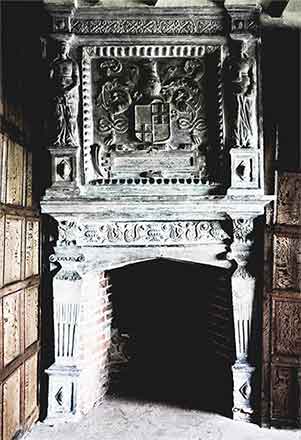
<box><xmin>144</xmin><ymin>75</ymin><xmax>162</xmax><ymax>98</ymax></box>
<box><xmin>58</xmin><ymin>42</ymin><xmax>69</xmax><ymax>59</ymax></box>
<box><xmin>231</xmin><ymin>59</ymin><xmax>251</xmax><ymax>95</ymax></box>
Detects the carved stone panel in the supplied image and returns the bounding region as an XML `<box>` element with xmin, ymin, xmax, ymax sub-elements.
<box><xmin>224</xmin><ymin>40</ymin><xmax>258</xmax><ymax>150</ymax></box>
<box><xmin>277</xmin><ymin>173</ymin><xmax>301</xmax><ymax>226</ymax></box>
<box><xmin>72</xmin><ymin>16</ymin><xmax>225</xmax><ymax>36</ymax></box>
<box><xmin>58</xmin><ymin>219</ymin><xmax>229</xmax><ymax>247</ymax></box>
<box><xmin>3</xmin><ymin>291</ymin><xmax>21</xmax><ymax>366</ymax></box>
<box><xmin>272</xmin><ymin>298</ymin><xmax>301</xmax><ymax>356</ymax></box>
<box><xmin>271</xmin><ymin>365</ymin><xmax>298</xmax><ymax>421</ymax></box>
<box><xmin>6</xmin><ymin>140</ymin><xmax>24</xmax><ymax>206</ymax></box>
<box><xmin>3</xmin><ymin>369</ymin><xmax>21</xmax><ymax>440</ymax></box>
<box><xmin>25</xmin><ymin>353</ymin><xmax>38</xmax><ymax>420</ymax></box>
<box><xmin>4</xmin><ymin>215</ymin><xmax>23</xmax><ymax>285</ymax></box>
<box><xmin>25</xmin><ymin>286</ymin><xmax>39</xmax><ymax>349</ymax></box>
<box><xmin>83</xmin><ymin>46</ymin><xmax>223</xmax><ymax>184</ymax></box>
<box><xmin>273</xmin><ymin>234</ymin><xmax>301</xmax><ymax>291</ymax></box>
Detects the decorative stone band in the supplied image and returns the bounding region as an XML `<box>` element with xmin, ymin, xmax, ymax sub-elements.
<box><xmin>72</xmin><ymin>17</ymin><xmax>224</xmax><ymax>36</ymax></box>
<box><xmin>57</xmin><ymin>220</ymin><xmax>230</xmax><ymax>247</ymax></box>
<box><xmin>82</xmin><ymin>45</ymin><xmax>218</xmax><ymax>60</ymax></box>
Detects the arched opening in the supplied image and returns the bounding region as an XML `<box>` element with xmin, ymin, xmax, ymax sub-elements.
<box><xmin>107</xmin><ymin>258</ymin><xmax>235</xmax><ymax>417</ymax></box>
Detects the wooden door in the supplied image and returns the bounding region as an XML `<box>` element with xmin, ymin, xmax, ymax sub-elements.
<box><xmin>262</xmin><ymin>172</ymin><xmax>301</xmax><ymax>428</ymax></box>
<box><xmin>0</xmin><ymin>2</ymin><xmax>43</xmax><ymax>437</ymax></box>
<box><xmin>0</xmin><ymin>136</ymin><xmax>41</xmax><ymax>438</ymax></box>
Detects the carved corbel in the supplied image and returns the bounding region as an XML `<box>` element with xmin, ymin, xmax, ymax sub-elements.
<box><xmin>228</xmin><ymin>217</ymin><xmax>258</xmax><ymax>422</ymax></box>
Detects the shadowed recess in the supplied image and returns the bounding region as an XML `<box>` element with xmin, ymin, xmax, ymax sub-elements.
<box><xmin>108</xmin><ymin>258</ymin><xmax>236</xmax><ymax>418</ymax></box>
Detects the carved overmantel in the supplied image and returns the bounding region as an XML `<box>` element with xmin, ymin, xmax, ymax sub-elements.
<box><xmin>41</xmin><ymin>0</ymin><xmax>274</xmax><ymax>425</ymax></box>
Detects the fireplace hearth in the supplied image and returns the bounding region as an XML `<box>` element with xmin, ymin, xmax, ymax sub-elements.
<box><xmin>41</xmin><ymin>0</ymin><xmax>274</xmax><ymax>425</ymax></box>
<box><xmin>108</xmin><ymin>259</ymin><xmax>235</xmax><ymax>418</ymax></box>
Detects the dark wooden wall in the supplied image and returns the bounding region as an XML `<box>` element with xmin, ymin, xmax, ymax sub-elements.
<box><xmin>0</xmin><ymin>2</ymin><xmax>46</xmax><ymax>439</ymax></box>
<box><xmin>261</xmin><ymin>27</ymin><xmax>301</xmax><ymax>428</ymax></box>
<box><xmin>0</xmin><ymin>2</ymin><xmax>300</xmax><ymax>435</ymax></box>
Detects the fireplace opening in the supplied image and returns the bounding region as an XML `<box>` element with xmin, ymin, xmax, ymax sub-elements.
<box><xmin>107</xmin><ymin>258</ymin><xmax>236</xmax><ymax>418</ymax></box>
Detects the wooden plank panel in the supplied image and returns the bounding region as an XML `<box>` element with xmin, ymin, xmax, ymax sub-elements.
<box><xmin>273</xmin><ymin>233</ymin><xmax>301</xmax><ymax>291</ymax></box>
<box><xmin>3</xmin><ymin>368</ymin><xmax>21</xmax><ymax>440</ymax></box>
<box><xmin>0</xmin><ymin>213</ymin><xmax>4</xmax><ymax>288</ymax></box>
<box><xmin>4</xmin><ymin>215</ymin><xmax>23</xmax><ymax>286</ymax></box>
<box><xmin>6</xmin><ymin>140</ymin><xmax>24</xmax><ymax>206</ymax></box>
<box><xmin>0</xmin><ymin>342</ymin><xmax>39</xmax><ymax>384</ymax></box>
<box><xmin>25</xmin><ymin>152</ymin><xmax>33</xmax><ymax>208</ymax></box>
<box><xmin>25</xmin><ymin>286</ymin><xmax>39</xmax><ymax>348</ymax></box>
<box><xmin>0</xmin><ymin>132</ymin><xmax>8</xmax><ymax>204</ymax></box>
<box><xmin>25</xmin><ymin>218</ymin><xmax>40</xmax><ymax>279</ymax></box>
<box><xmin>25</xmin><ymin>219</ymin><xmax>34</xmax><ymax>279</ymax></box>
<box><xmin>277</xmin><ymin>173</ymin><xmax>301</xmax><ymax>226</ymax></box>
<box><xmin>24</xmin><ymin>353</ymin><xmax>38</xmax><ymax>420</ymax></box>
<box><xmin>0</xmin><ymin>133</ymin><xmax>3</xmax><ymax>202</ymax></box>
<box><xmin>3</xmin><ymin>291</ymin><xmax>21</xmax><ymax>367</ymax></box>
<box><xmin>0</xmin><ymin>298</ymin><xmax>3</xmax><ymax>371</ymax></box>
<box><xmin>0</xmin><ymin>277</ymin><xmax>39</xmax><ymax>300</ymax></box>
<box><xmin>0</xmin><ymin>383</ymin><xmax>2</xmax><ymax>440</ymax></box>
<box><xmin>272</xmin><ymin>297</ymin><xmax>301</xmax><ymax>356</ymax></box>
<box><xmin>33</xmin><ymin>220</ymin><xmax>40</xmax><ymax>276</ymax></box>
<box><xmin>271</xmin><ymin>364</ymin><xmax>298</xmax><ymax>422</ymax></box>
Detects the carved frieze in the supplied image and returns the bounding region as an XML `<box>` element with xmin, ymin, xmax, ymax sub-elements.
<box><xmin>72</xmin><ymin>17</ymin><xmax>224</xmax><ymax>36</ymax></box>
<box><xmin>273</xmin><ymin>234</ymin><xmax>301</xmax><ymax>291</ymax></box>
<box><xmin>82</xmin><ymin>45</ymin><xmax>223</xmax><ymax>184</ymax></box>
<box><xmin>57</xmin><ymin>220</ymin><xmax>229</xmax><ymax>247</ymax></box>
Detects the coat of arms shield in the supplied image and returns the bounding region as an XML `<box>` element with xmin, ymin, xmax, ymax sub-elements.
<box><xmin>134</xmin><ymin>100</ymin><xmax>171</xmax><ymax>144</ymax></box>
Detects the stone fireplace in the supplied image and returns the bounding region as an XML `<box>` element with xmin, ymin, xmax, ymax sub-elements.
<box><xmin>41</xmin><ymin>0</ymin><xmax>274</xmax><ymax>425</ymax></box>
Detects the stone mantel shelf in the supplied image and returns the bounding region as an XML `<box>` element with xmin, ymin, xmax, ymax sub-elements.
<box><xmin>41</xmin><ymin>195</ymin><xmax>274</xmax><ymax>219</ymax></box>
